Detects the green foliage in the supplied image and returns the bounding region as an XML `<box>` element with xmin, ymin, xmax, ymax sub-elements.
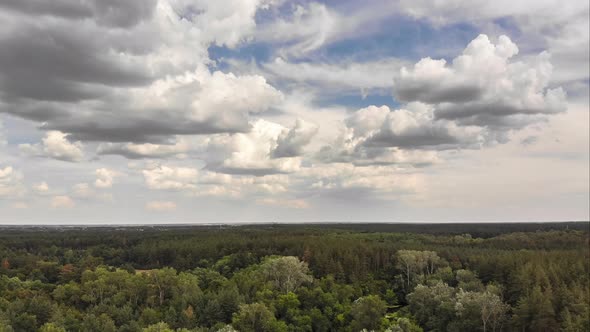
<box><xmin>232</xmin><ymin>303</ymin><xmax>286</xmax><ymax>332</ymax></box>
<box><xmin>0</xmin><ymin>224</ymin><xmax>586</xmax><ymax>331</ymax></box>
<box><xmin>350</xmin><ymin>295</ymin><xmax>387</xmax><ymax>331</ymax></box>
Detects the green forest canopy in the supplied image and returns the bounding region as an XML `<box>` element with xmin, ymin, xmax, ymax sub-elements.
<box><xmin>0</xmin><ymin>222</ymin><xmax>588</xmax><ymax>332</ymax></box>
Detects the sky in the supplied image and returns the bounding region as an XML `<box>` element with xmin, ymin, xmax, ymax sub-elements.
<box><xmin>0</xmin><ymin>0</ymin><xmax>588</xmax><ymax>224</ymax></box>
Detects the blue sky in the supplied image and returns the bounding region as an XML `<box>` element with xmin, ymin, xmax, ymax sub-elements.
<box><xmin>0</xmin><ymin>0</ymin><xmax>588</xmax><ymax>223</ymax></box>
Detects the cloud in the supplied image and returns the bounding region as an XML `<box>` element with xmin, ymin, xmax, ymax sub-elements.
<box><xmin>11</xmin><ymin>201</ymin><xmax>28</xmax><ymax>209</ymax></box>
<box><xmin>318</xmin><ymin>104</ymin><xmax>478</xmax><ymax>166</ymax></box>
<box><xmin>0</xmin><ymin>0</ymin><xmax>283</xmax><ymax>145</ymax></box>
<box><xmin>33</xmin><ymin>181</ymin><xmax>50</xmax><ymax>194</ymax></box>
<box><xmin>261</xmin><ymin>57</ymin><xmax>407</xmax><ymax>94</ymax></box>
<box><xmin>256</xmin><ymin>198</ymin><xmax>310</xmax><ymax>209</ymax></box>
<box><xmin>255</xmin><ymin>2</ymin><xmax>340</xmax><ymax>57</ymax></box>
<box><xmin>0</xmin><ymin>166</ymin><xmax>24</xmax><ymax>198</ymax></box>
<box><xmin>0</xmin><ymin>0</ymin><xmax>157</xmax><ymax>28</ymax></box>
<box><xmin>142</xmin><ymin>166</ymin><xmax>199</xmax><ymax>190</ymax></box>
<box><xmin>97</xmin><ymin>138</ymin><xmax>192</xmax><ymax>159</ymax></box>
<box><xmin>146</xmin><ymin>200</ymin><xmax>177</xmax><ymax>212</ymax></box>
<box><xmin>19</xmin><ymin>131</ymin><xmax>84</xmax><ymax>162</ymax></box>
<box><xmin>394</xmin><ymin>34</ymin><xmax>567</xmax><ymax>128</ymax></box>
<box><xmin>0</xmin><ymin>120</ymin><xmax>6</xmax><ymax>146</ymax></box>
<box><xmin>71</xmin><ymin>182</ymin><xmax>113</xmax><ymax>202</ymax></box>
<box><xmin>36</xmin><ymin>69</ymin><xmax>283</xmax><ymax>143</ymax></box>
<box><xmin>272</xmin><ymin>119</ymin><xmax>319</xmax><ymax>158</ymax></box>
<box><xmin>296</xmin><ymin>163</ymin><xmax>424</xmax><ymax>199</ymax></box>
<box><xmin>94</xmin><ymin>168</ymin><xmax>117</xmax><ymax>188</ymax></box>
<box><xmin>205</xmin><ymin>119</ymin><xmax>316</xmax><ymax>175</ymax></box>
<box><xmin>141</xmin><ymin>163</ymin><xmax>291</xmax><ymax>198</ymax></box>
<box><xmin>51</xmin><ymin>195</ymin><xmax>75</xmax><ymax>208</ymax></box>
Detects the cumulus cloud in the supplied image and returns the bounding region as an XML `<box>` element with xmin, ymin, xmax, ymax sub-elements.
<box><xmin>97</xmin><ymin>138</ymin><xmax>191</xmax><ymax>159</ymax></box>
<box><xmin>33</xmin><ymin>181</ymin><xmax>50</xmax><ymax>194</ymax></box>
<box><xmin>141</xmin><ymin>163</ymin><xmax>291</xmax><ymax>198</ymax></box>
<box><xmin>39</xmin><ymin>69</ymin><xmax>283</xmax><ymax>143</ymax></box>
<box><xmin>272</xmin><ymin>119</ymin><xmax>319</xmax><ymax>158</ymax></box>
<box><xmin>94</xmin><ymin>168</ymin><xmax>117</xmax><ymax>188</ymax></box>
<box><xmin>71</xmin><ymin>182</ymin><xmax>113</xmax><ymax>202</ymax></box>
<box><xmin>142</xmin><ymin>166</ymin><xmax>199</xmax><ymax>190</ymax></box>
<box><xmin>19</xmin><ymin>131</ymin><xmax>84</xmax><ymax>162</ymax></box>
<box><xmin>51</xmin><ymin>195</ymin><xmax>75</xmax><ymax>208</ymax></box>
<box><xmin>146</xmin><ymin>200</ymin><xmax>177</xmax><ymax>212</ymax></box>
<box><xmin>0</xmin><ymin>166</ymin><xmax>24</xmax><ymax>198</ymax></box>
<box><xmin>205</xmin><ymin>119</ymin><xmax>317</xmax><ymax>176</ymax></box>
<box><xmin>0</xmin><ymin>0</ymin><xmax>283</xmax><ymax>145</ymax></box>
<box><xmin>296</xmin><ymin>163</ymin><xmax>424</xmax><ymax>199</ymax></box>
<box><xmin>318</xmin><ymin>104</ymin><xmax>480</xmax><ymax>166</ymax></box>
<box><xmin>394</xmin><ymin>35</ymin><xmax>567</xmax><ymax>127</ymax></box>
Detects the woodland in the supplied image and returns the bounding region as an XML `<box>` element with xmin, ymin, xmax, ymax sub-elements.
<box><xmin>0</xmin><ymin>222</ymin><xmax>588</xmax><ymax>332</ymax></box>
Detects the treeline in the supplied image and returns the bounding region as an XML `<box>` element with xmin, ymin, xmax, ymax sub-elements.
<box><xmin>0</xmin><ymin>223</ymin><xmax>588</xmax><ymax>331</ymax></box>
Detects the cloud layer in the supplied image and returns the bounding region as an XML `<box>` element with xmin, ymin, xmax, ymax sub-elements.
<box><xmin>0</xmin><ymin>1</ymin><xmax>587</xmax><ymax>222</ymax></box>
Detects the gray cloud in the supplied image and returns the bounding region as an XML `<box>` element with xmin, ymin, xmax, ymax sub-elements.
<box><xmin>435</xmin><ymin>99</ymin><xmax>566</xmax><ymax>126</ymax></box>
<box><xmin>0</xmin><ymin>0</ymin><xmax>156</xmax><ymax>28</ymax></box>
<box><xmin>0</xmin><ymin>0</ymin><xmax>281</xmax><ymax>146</ymax></box>
<box><xmin>0</xmin><ymin>23</ymin><xmax>152</xmax><ymax>103</ymax></box>
<box><xmin>394</xmin><ymin>83</ymin><xmax>482</xmax><ymax>104</ymax></box>
<box><xmin>364</xmin><ymin>126</ymin><xmax>461</xmax><ymax>149</ymax></box>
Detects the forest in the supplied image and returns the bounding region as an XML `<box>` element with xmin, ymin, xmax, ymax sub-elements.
<box><xmin>0</xmin><ymin>222</ymin><xmax>588</xmax><ymax>332</ymax></box>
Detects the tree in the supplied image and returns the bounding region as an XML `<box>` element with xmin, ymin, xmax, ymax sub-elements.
<box><xmin>407</xmin><ymin>282</ymin><xmax>456</xmax><ymax>331</ymax></box>
<box><xmin>143</xmin><ymin>322</ymin><xmax>174</xmax><ymax>332</ymax></box>
<box><xmin>454</xmin><ymin>289</ymin><xmax>509</xmax><ymax>332</ymax></box>
<box><xmin>396</xmin><ymin>251</ymin><xmax>444</xmax><ymax>291</ymax></box>
<box><xmin>388</xmin><ymin>317</ymin><xmax>423</xmax><ymax>332</ymax></box>
<box><xmin>350</xmin><ymin>295</ymin><xmax>387</xmax><ymax>331</ymax></box>
<box><xmin>261</xmin><ymin>257</ymin><xmax>313</xmax><ymax>293</ymax></box>
<box><xmin>39</xmin><ymin>323</ymin><xmax>66</xmax><ymax>332</ymax></box>
<box><xmin>149</xmin><ymin>268</ymin><xmax>178</xmax><ymax>306</ymax></box>
<box><xmin>81</xmin><ymin>314</ymin><xmax>116</xmax><ymax>332</ymax></box>
<box><xmin>455</xmin><ymin>269</ymin><xmax>484</xmax><ymax>292</ymax></box>
<box><xmin>232</xmin><ymin>303</ymin><xmax>286</xmax><ymax>332</ymax></box>
<box><xmin>512</xmin><ymin>286</ymin><xmax>559</xmax><ymax>331</ymax></box>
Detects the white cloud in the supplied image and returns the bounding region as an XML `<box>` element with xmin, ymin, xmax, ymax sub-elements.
<box><xmin>272</xmin><ymin>119</ymin><xmax>319</xmax><ymax>158</ymax></box>
<box><xmin>205</xmin><ymin>119</ymin><xmax>316</xmax><ymax>175</ymax></box>
<box><xmin>33</xmin><ymin>181</ymin><xmax>50</xmax><ymax>194</ymax></box>
<box><xmin>19</xmin><ymin>131</ymin><xmax>84</xmax><ymax>162</ymax></box>
<box><xmin>51</xmin><ymin>195</ymin><xmax>75</xmax><ymax>208</ymax></box>
<box><xmin>141</xmin><ymin>163</ymin><xmax>291</xmax><ymax>199</ymax></box>
<box><xmin>394</xmin><ymin>34</ymin><xmax>566</xmax><ymax>127</ymax></box>
<box><xmin>0</xmin><ymin>166</ymin><xmax>25</xmax><ymax>198</ymax></box>
<box><xmin>256</xmin><ymin>198</ymin><xmax>310</xmax><ymax>209</ymax></box>
<box><xmin>146</xmin><ymin>200</ymin><xmax>177</xmax><ymax>212</ymax></box>
<box><xmin>11</xmin><ymin>201</ymin><xmax>28</xmax><ymax>209</ymax></box>
<box><xmin>142</xmin><ymin>166</ymin><xmax>199</xmax><ymax>190</ymax></box>
<box><xmin>71</xmin><ymin>182</ymin><xmax>113</xmax><ymax>202</ymax></box>
<box><xmin>297</xmin><ymin>163</ymin><xmax>424</xmax><ymax>198</ymax></box>
<box><xmin>98</xmin><ymin>137</ymin><xmax>191</xmax><ymax>159</ymax></box>
<box><xmin>394</xmin><ymin>0</ymin><xmax>589</xmax><ymax>86</ymax></box>
<box><xmin>255</xmin><ymin>2</ymin><xmax>340</xmax><ymax>57</ymax></box>
<box><xmin>318</xmin><ymin>104</ymin><xmax>473</xmax><ymax>166</ymax></box>
<box><xmin>94</xmin><ymin>168</ymin><xmax>117</xmax><ymax>188</ymax></box>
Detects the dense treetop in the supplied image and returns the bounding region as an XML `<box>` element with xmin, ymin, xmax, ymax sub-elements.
<box><xmin>0</xmin><ymin>223</ymin><xmax>588</xmax><ymax>331</ymax></box>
